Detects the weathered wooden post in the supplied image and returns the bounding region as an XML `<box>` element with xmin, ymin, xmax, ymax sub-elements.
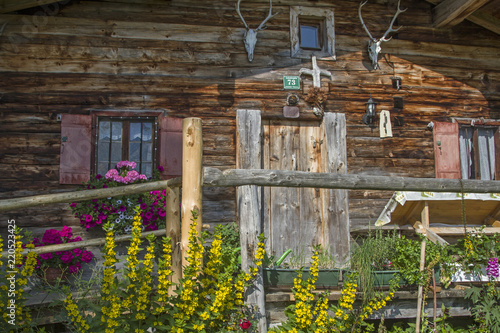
<box><xmin>415</xmin><ymin>201</ymin><xmax>429</xmax><ymax>333</ymax></box>
<box><xmin>236</xmin><ymin>109</ymin><xmax>267</xmax><ymax>332</ymax></box>
<box><xmin>181</xmin><ymin>117</ymin><xmax>203</xmax><ymax>271</ymax></box>
<box><xmin>166</xmin><ymin>186</ymin><xmax>181</xmax><ymax>291</ymax></box>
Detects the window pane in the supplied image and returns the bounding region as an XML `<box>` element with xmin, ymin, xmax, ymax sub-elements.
<box><xmin>129</xmin><ymin>142</ymin><xmax>141</xmax><ymax>161</ymax></box>
<box><xmin>98</xmin><ymin>142</ymin><xmax>110</xmax><ymax>162</ymax></box>
<box><xmin>477</xmin><ymin>128</ymin><xmax>495</xmax><ymax>180</ymax></box>
<box><xmin>142</xmin><ymin>122</ymin><xmax>153</xmax><ymax>142</ymax></box>
<box><xmin>111</xmin><ymin>142</ymin><xmax>122</xmax><ymax>162</ymax></box>
<box><xmin>459</xmin><ymin>127</ymin><xmax>474</xmax><ymax>179</ymax></box>
<box><xmin>111</xmin><ymin>122</ymin><xmax>122</xmax><ymax>141</ymax></box>
<box><xmin>300</xmin><ymin>25</ymin><xmax>319</xmax><ymax>49</ymax></box>
<box><xmin>99</xmin><ymin>121</ymin><xmax>111</xmax><ymax>141</ymax></box>
<box><xmin>143</xmin><ymin>163</ymin><xmax>152</xmax><ymax>177</ymax></box>
<box><xmin>97</xmin><ymin>162</ymin><xmax>109</xmax><ymax>176</ymax></box>
<box><xmin>130</xmin><ymin>123</ymin><xmax>142</xmax><ymax>142</ymax></box>
<box><xmin>142</xmin><ymin>142</ymin><xmax>152</xmax><ymax>162</ymax></box>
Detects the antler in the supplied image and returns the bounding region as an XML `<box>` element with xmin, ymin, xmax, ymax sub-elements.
<box><xmin>358</xmin><ymin>0</ymin><xmax>374</xmax><ymax>41</ymax></box>
<box><xmin>236</xmin><ymin>0</ymin><xmax>278</xmax><ymax>31</ymax></box>
<box><xmin>256</xmin><ymin>0</ymin><xmax>279</xmax><ymax>31</ymax></box>
<box><xmin>236</xmin><ymin>0</ymin><xmax>249</xmax><ymax>30</ymax></box>
<box><xmin>380</xmin><ymin>0</ymin><xmax>407</xmax><ymax>42</ymax></box>
<box><xmin>359</xmin><ymin>0</ymin><xmax>407</xmax><ymax>42</ymax></box>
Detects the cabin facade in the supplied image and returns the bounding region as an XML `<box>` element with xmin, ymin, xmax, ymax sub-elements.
<box><xmin>0</xmin><ymin>0</ymin><xmax>499</xmax><ymax>261</ymax></box>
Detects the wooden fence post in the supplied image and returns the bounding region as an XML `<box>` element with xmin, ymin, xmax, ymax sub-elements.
<box><xmin>416</xmin><ymin>201</ymin><xmax>430</xmax><ymax>333</ymax></box>
<box><xmin>236</xmin><ymin>109</ymin><xmax>267</xmax><ymax>332</ymax></box>
<box><xmin>181</xmin><ymin>118</ymin><xmax>203</xmax><ymax>271</ymax></box>
<box><xmin>166</xmin><ymin>186</ymin><xmax>181</xmax><ymax>292</ymax></box>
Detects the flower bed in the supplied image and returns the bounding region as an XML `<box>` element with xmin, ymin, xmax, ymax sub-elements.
<box><xmin>70</xmin><ymin>161</ymin><xmax>167</xmax><ymax>234</ymax></box>
<box><xmin>30</xmin><ymin>226</ymin><xmax>94</xmax><ymax>274</ymax></box>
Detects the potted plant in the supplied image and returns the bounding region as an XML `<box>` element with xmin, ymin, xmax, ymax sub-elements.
<box><xmin>263</xmin><ymin>245</ymin><xmax>340</xmax><ymax>289</ymax></box>
<box><xmin>29</xmin><ymin>226</ymin><xmax>94</xmax><ymax>283</ymax></box>
<box><xmin>70</xmin><ymin>161</ymin><xmax>167</xmax><ymax>234</ymax></box>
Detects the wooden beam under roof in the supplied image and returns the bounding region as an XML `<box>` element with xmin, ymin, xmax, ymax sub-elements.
<box><xmin>433</xmin><ymin>0</ymin><xmax>491</xmax><ymax>27</ymax></box>
<box><xmin>0</xmin><ymin>0</ymin><xmax>63</xmax><ymax>14</ymax></box>
<box><xmin>425</xmin><ymin>0</ymin><xmax>500</xmax><ymax>34</ymax></box>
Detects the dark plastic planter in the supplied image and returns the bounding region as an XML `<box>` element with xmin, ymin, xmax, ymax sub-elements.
<box><xmin>263</xmin><ymin>268</ymin><xmax>340</xmax><ymax>288</ymax></box>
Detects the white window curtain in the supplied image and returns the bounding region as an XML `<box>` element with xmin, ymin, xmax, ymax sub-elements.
<box><xmin>477</xmin><ymin>127</ymin><xmax>495</xmax><ymax>180</ymax></box>
<box><xmin>459</xmin><ymin>127</ymin><xmax>473</xmax><ymax>179</ymax></box>
<box><xmin>459</xmin><ymin>126</ymin><xmax>495</xmax><ymax>180</ymax></box>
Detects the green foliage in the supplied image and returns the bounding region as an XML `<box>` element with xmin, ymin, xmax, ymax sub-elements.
<box><xmin>203</xmin><ymin>222</ymin><xmax>241</xmax><ymax>269</ymax></box>
<box><xmin>350</xmin><ymin>229</ymin><xmax>399</xmax><ymax>301</ymax></box>
<box><xmin>63</xmin><ymin>211</ymin><xmax>265</xmax><ymax>333</ymax></box>
<box><xmin>449</xmin><ymin>227</ymin><xmax>500</xmax><ymax>275</ymax></box>
<box><xmin>391</xmin><ymin>235</ymin><xmax>450</xmax><ymax>286</ymax></box>
<box><xmin>465</xmin><ymin>283</ymin><xmax>500</xmax><ymax>332</ymax></box>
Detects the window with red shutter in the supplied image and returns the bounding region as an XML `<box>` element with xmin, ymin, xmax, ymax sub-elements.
<box><xmin>59</xmin><ymin>114</ymin><xmax>92</xmax><ymax>184</ymax></box>
<box><xmin>434</xmin><ymin>120</ymin><xmax>500</xmax><ymax>180</ymax></box>
<box><xmin>60</xmin><ymin>112</ymin><xmax>182</xmax><ymax>183</ymax></box>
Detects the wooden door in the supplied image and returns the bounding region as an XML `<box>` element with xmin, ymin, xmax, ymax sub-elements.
<box><xmin>261</xmin><ymin>113</ymin><xmax>349</xmax><ymax>266</ymax></box>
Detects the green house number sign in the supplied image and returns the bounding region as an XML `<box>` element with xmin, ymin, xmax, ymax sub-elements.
<box><xmin>283</xmin><ymin>76</ymin><xmax>300</xmax><ymax>90</ymax></box>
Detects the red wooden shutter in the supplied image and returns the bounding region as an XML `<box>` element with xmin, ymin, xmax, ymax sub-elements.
<box><xmin>159</xmin><ymin>117</ymin><xmax>183</xmax><ymax>179</ymax></box>
<box><xmin>59</xmin><ymin>114</ymin><xmax>92</xmax><ymax>184</ymax></box>
<box><xmin>433</xmin><ymin>121</ymin><xmax>461</xmax><ymax>179</ymax></box>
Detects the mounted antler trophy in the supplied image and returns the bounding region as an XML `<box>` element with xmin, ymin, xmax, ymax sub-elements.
<box><xmin>236</xmin><ymin>0</ymin><xmax>278</xmax><ymax>62</ymax></box>
<box><xmin>358</xmin><ymin>0</ymin><xmax>407</xmax><ymax>70</ymax></box>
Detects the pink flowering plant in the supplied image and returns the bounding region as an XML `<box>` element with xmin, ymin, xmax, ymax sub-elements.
<box><xmin>69</xmin><ymin>161</ymin><xmax>167</xmax><ymax>234</ymax></box>
<box><xmin>30</xmin><ymin>226</ymin><xmax>94</xmax><ymax>274</ymax></box>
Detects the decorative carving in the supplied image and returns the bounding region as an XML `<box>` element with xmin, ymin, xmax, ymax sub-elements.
<box><xmin>358</xmin><ymin>0</ymin><xmax>407</xmax><ymax>69</ymax></box>
<box><xmin>299</xmin><ymin>56</ymin><xmax>332</xmax><ymax>117</ymax></box>
<box><xmin>236</xmin><ymin>0</ymin><xmax>278</xmax><ymax>62</ymax></box>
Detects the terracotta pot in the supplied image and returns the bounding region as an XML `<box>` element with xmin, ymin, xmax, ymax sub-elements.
<box><xmin>44</xmin><ymin>267</ymin><xmax>68</xmax><ymax>284</ymax></box>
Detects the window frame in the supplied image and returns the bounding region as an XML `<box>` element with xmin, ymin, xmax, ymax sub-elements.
<box><xmin>290</xmin><ymin>6</ymin><xmax>335</xmax><ymax>60</ymax></box>
<box><xmin>91</xmin><ymin>111</ymin><xmax>162</xmax><ymax>177</ymax></box>
<box><xmin>457</xmin><ymin>121</ymin><xmax>500</xmax><ymax>180</ymax></box>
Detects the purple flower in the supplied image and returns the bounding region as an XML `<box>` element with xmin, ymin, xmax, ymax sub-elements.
<box><xmin>157</xmin><ymin>165</ymin><xmax>164</xmax><ymax>172</ymax></box>
<box><xmin>73</xmin><ymin>248</ymin><xmax>83</xmax><ymax>256</ymax></box>
<box><xmin>96</xmin><ymin>174</ymin><xmax>102</xmax><ymax>180</ymax></box>
<box><xmin>119</xmin><ymin>205</ymin><xmax>127</xmax><ymax>212</ymax></box>
<box><xmin>85</xmin><ymin>215</ymin><xmax>93</xmax><ymax>223</ymax></box>
<box><xmin>140</xmin><ymin>203</ymin><xmax>148</xmax><ymax>210</ymax></box>
<box><xmin>81</xmin><ymin>250</ymin><xmax>93</xmax><ymax>263</ymax></box>
<box><xmin>40</xmin><ymin>253</ymin><xmax>53</xmax><ymax>260</ymax></box>
<box><xmin>42</xmin><ymin>229</ymin><xmax>62</xmax><ymax>245</ymax></box>
<box><xmin>145</xmin><ymin>211</ymin><xmax>153</xmax><ymax>221</ymax></box>
<box><xmin>60</xmin><ymin>252</ymin><xmax>74</xmax><ymax>264</ymax></box>
<box><xmin>70</xmin><ymin>203</ymin><xmax>77</xmax><ymax>208</ymax></box>
<box><xmin>60</xmin><ymin>226</ymin><xmax>73</xmax><ymax>239</ymax></box>
<box><xmin>69</xmin><ymin>265</ymin><xmax>79</xmax><ymax>274</ymax></box>
<box><xmin>487</xmin><ymin>257</ymin><xmax>499</xmax><ymax>278</ymax></box>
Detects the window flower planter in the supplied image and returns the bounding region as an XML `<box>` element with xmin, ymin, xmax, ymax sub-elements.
<box><xmin>263</xmin><ymin>268</ymin><xmax>340</xmax><ymax>289</ymax></box>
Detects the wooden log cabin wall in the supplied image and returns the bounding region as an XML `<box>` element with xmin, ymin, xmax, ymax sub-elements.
<box><xmin>0</xmin><ymin>0</ymin><xmax>499</xmax><ymax>247</ymax></box>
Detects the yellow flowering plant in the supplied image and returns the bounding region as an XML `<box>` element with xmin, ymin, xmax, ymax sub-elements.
<box><xmin>270</xmin><ymin>247</ymin><xmax>400</xmax><ymax>333</ymax></box>
<box><xmin>64</xmin><ymin>208</ymin><xmax>266</xmax><ymax>333</ymax></box>
<box><xmin>0</xmin><ymin>227</ymin><xmax>38</xmax><ymax>332</ymax></box>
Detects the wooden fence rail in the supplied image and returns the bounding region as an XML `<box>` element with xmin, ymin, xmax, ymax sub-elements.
<box><xmin>2</xmin><ymin>168</ymin><xmax>500</xmax><ymax>214</ymax></box>
<box><xmin>0</xmin><ymin>178</ymin><xmax>182</xmax><ymax>213</ymax></box>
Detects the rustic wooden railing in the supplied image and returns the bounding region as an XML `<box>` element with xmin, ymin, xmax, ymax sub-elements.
<box><xmin>3</xmin><ymin>117</ymin><xmax>500</xmax><ymax>332</ymax></box>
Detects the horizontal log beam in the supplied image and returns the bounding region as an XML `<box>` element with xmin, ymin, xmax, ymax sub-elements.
<box><xmin>433</xmin><ymin>0</ymin><xmax>491</xmax><ymax>28</ymax></box>
<box><xmin>0</xmin><ymin>177</ymin><xmax>181</xmax><ymax>212</ymax></box>
<box><xmin>203</xmin><ymin>167</ymin><xmax>500</xmax><ymax>193</ymax></box>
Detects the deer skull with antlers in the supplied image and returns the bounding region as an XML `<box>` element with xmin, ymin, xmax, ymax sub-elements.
<box><xmin>236</xmin><ymin>0</ymin><xmax>278</xmax><ymax>62</ymax></box>
<box><xmin>359</xmin><ymin>0</ymin><xmax>407</xmax><ymax>69</ymax></box>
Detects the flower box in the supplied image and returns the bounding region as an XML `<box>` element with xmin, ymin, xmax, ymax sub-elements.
<box><xmin>371</xmin><ymin>268</ymin><xmax>440</xmax><ymax>287</ymax></box>
<box><xmin>263</xmin><ymin>268</ymin><xmax>340</xmax><ymax>289</ymax></box>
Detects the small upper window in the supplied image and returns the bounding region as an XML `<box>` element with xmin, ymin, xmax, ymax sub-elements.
<box><xmin>290</xmin><ymin>6</ymin><xmax>335</xmax><ymax>59</ymax></box>
<box><xmin>299</xmin><ymin>21</ymin><xmax>323</xmax><ymax>50</ymax></box>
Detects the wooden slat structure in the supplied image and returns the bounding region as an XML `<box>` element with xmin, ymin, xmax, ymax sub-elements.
<box><xmin>376</xmin><ymin>191</ymin><xmax>500</xmax><ymax>238</ymax></box>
